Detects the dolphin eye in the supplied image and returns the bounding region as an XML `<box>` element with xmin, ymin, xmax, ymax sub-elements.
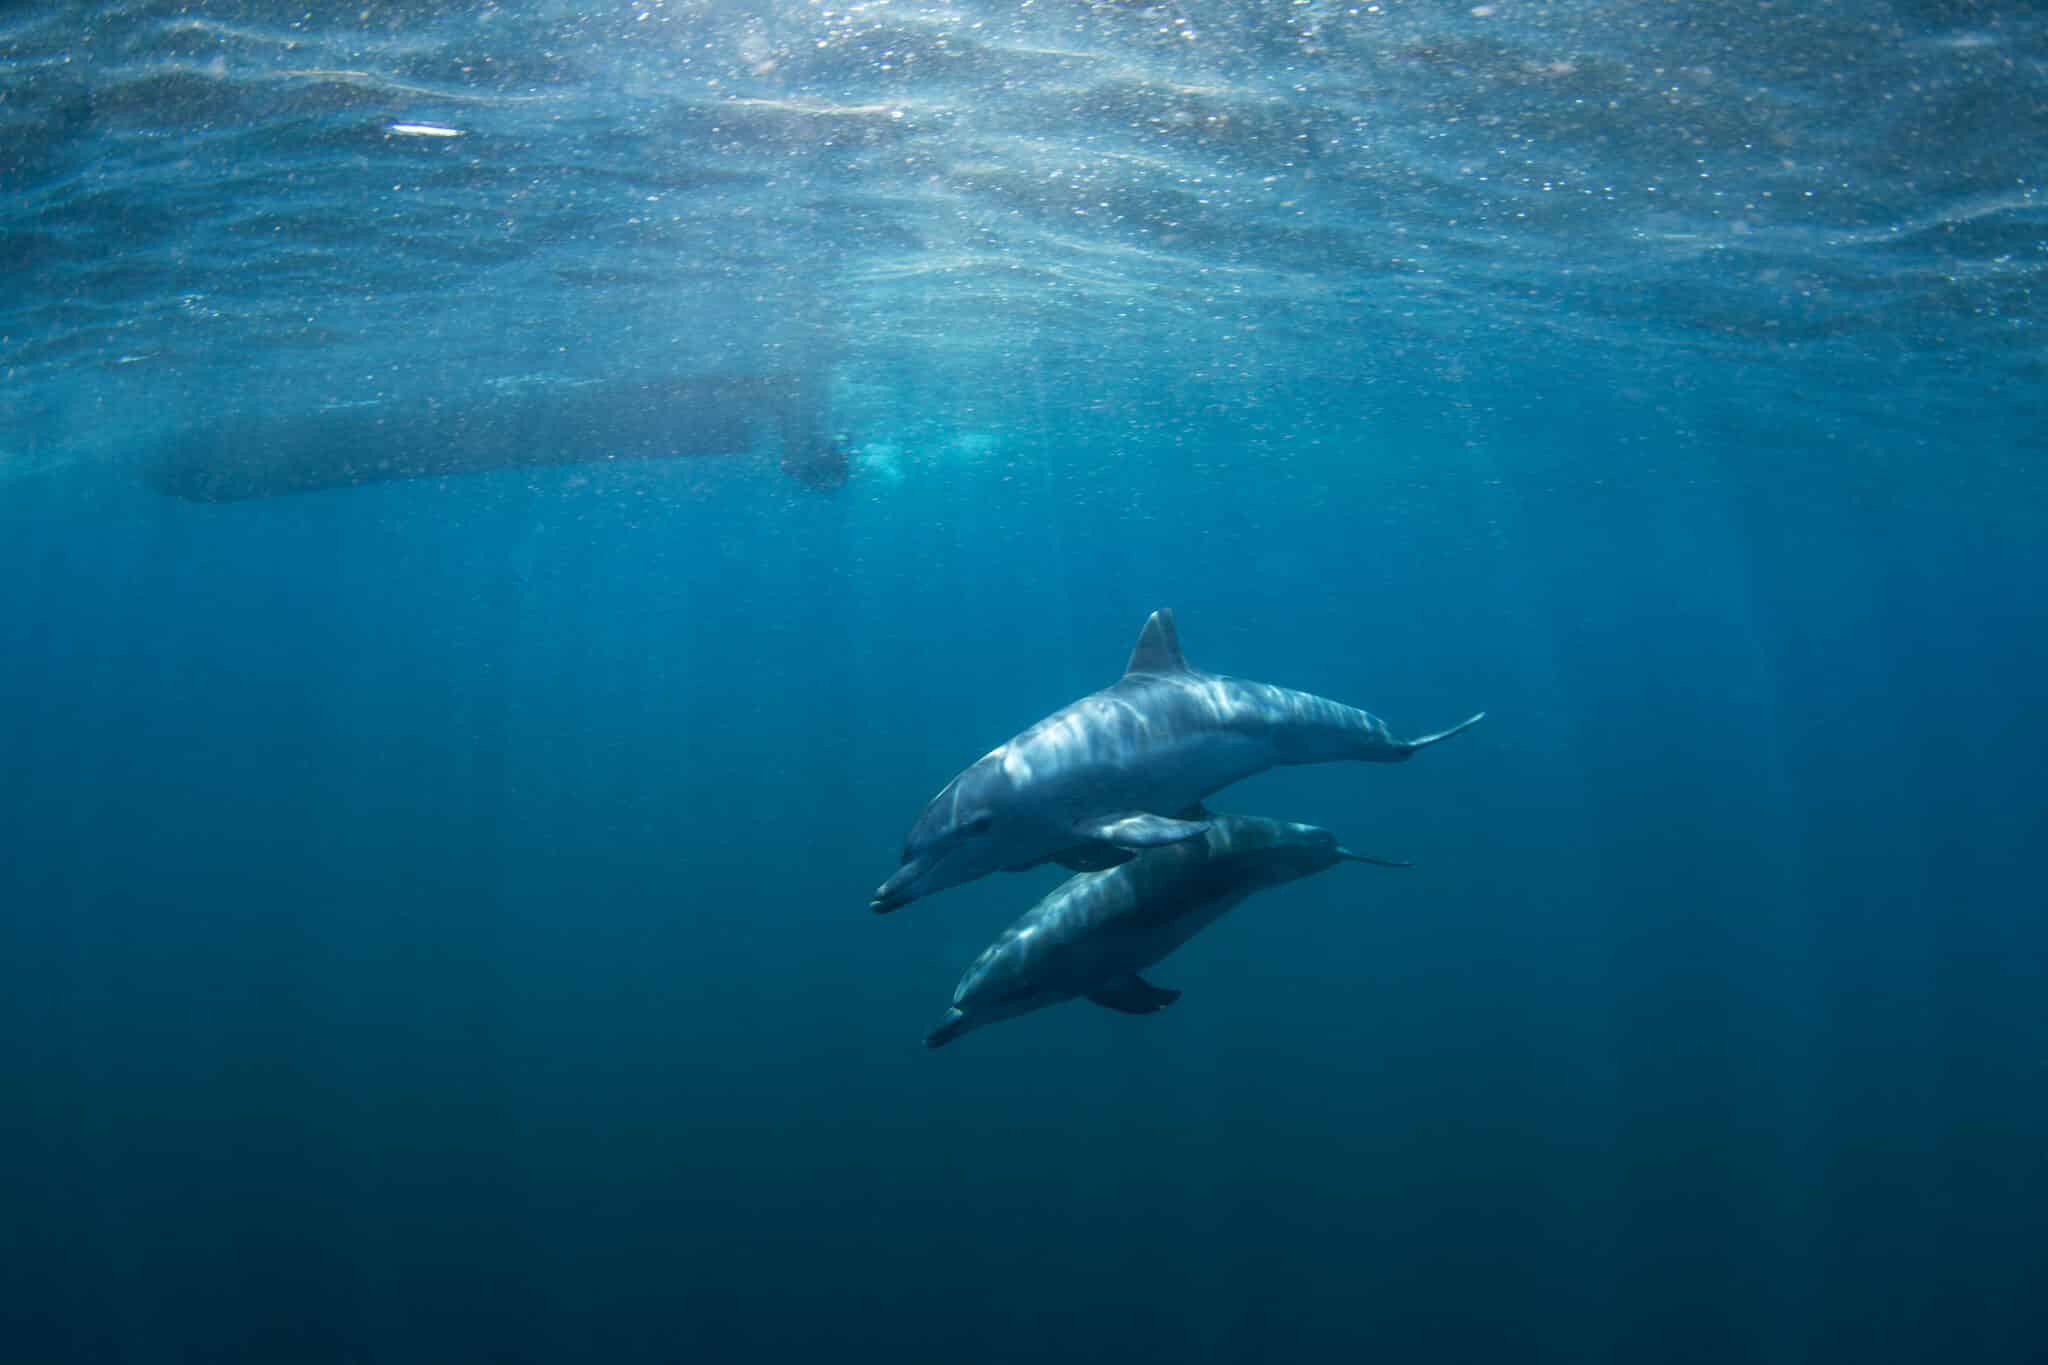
<box><xmin>963</xmin><ymin>814</ymin><xmax>994</xmax><ymax>835</ymax></box>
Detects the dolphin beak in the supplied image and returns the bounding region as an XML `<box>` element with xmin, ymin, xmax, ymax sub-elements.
<box><xmin>872</xmin><ymin>854</ymin><xmax>937</xmax><ymax>914</ymax></box>
<box><xmin>924</xmin><ymin>1007</ymin><xmax>969</xmax><ymax>1049</ymax></box>
<box><xmin>870</xmin><ymin>864</ymin><xmax>917</xmax><ymax>914</ymax></box>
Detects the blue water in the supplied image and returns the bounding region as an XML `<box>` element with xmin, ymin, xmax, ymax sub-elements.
<box><xmin>5</xmin><ymin>2</ymin><xmax>2047</xmax><ymax>1361</ymax></box>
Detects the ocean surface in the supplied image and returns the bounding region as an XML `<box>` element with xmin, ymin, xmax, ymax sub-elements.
<box><xmin>4</xmin><ymin>1</ymin><xmax>2046</xmax><ymax>1361</ymax></box>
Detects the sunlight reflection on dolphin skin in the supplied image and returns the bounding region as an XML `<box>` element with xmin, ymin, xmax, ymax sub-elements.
<box><xmin>999</xmin><ymin>744</ymin><xmax>1036</xmax><ymax>784</ymax></box>
<box><xmin>980</xmin><ymin>669</ymin><xmax>1412</xmax><ymax>813</ymax></box>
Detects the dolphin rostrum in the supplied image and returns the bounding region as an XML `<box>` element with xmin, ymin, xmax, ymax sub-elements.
<box><xmin>926</xmin><ymin>812</ymin><xmax>1403</xmax><ymax>1048</ymax></box>
<box><xmin>870</xmin><ymin>608</ymin><xmax>1481</xmax><ymax>914</ymax></box>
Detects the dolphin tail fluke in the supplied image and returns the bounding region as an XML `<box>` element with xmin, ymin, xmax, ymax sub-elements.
<box><xmin>1398</xmin><ymin>710</ymin><xmax>1485</xmax><ymax>756</ymax></box>
<box><xmin>1337</xmin><ymin>849</ymin><xmax>1412</xmax><ymax>867</ymax></box>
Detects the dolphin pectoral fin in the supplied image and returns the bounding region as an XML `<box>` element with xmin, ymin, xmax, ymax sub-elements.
<box><xmin>1399</xmin><ymin>710</ymin><xmax>1486</xmax><ymax>754</ymax></box>
<box><xmin>1052</xmin><ymin>844</ymin><xmax>1137</xmax><ymax>873</ymax></box>
<box><xmin>1087</xmin><ymin>975</ymin><xmax>1182</xmax><ymax>1015</ymax></box>
<box><xmin>1073</xmin><ymin>812</ymin><xmax>1212</xmax><ymax>848</ymax></box>
<box><xmin>1337</xmin><ymin>848</ymin><xmax>1413</xmax><ymax>867</ymax></box>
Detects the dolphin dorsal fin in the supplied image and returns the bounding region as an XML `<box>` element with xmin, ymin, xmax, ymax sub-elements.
<box><xmin>1123</xmin><ymin>609</ymin><xmax>1190</xmax><ymax>676</ymax></box>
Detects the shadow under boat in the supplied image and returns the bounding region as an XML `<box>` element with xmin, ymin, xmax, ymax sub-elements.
<box><xmin>146</xmin><ymin>372</ymin><xmax>849</xmax><ymax>502</ymax></box>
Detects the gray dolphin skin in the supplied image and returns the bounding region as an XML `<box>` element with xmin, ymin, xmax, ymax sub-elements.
<box><xmin>926</xmin><ymin>813</ymin><xmax>1400</xmax><ymax>1048</ymax></box>
<box><xmin>870</xmin><ymin>608</ymin><xmax>1481</xmax><ymax>914</ymax></box>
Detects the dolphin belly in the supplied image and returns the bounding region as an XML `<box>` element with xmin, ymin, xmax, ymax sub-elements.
<box><xmin>1119</xmin><ymin>888</ymin><xmax>1255</xmax><ymax>966</ymax></box>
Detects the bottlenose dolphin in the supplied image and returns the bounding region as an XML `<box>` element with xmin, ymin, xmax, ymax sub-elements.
<box><xmin>870</xmin><ymin>609</ymin><xmax>1481</xmax><ymax>914</ymax></box>
<box><xmin>926</xmin><ymin>812</ymin><xmax>1400</xmax><ymax>1048</ymax></box>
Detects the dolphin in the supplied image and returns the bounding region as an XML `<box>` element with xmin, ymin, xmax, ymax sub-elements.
<box><xmin>925</xmin><ymin>812</ymin><xmax>1402</xmax><ymax>1048</ymax></box>
<box><xmin>870</xmin><ymin>608</ymin><xmax>1481</xmax><ymax>914</ymax></box>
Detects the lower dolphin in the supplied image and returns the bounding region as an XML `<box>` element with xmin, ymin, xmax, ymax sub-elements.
<box><xmin>925</xmin><ymin>812</ymin><xmax>1403</xmax><ymax>1048</ymax></box>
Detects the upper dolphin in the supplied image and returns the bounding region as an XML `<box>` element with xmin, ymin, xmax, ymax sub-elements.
<box><xmin>870</xmin><ymin>609</ymin><xmax>1481</xmax><ymax>914</ymax></box>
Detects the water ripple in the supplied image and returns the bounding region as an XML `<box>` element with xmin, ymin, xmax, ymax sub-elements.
<box><xmin>1</xmin><ymin>0</ymin><xmax>2040</xmax><ymax>452</ymax></box>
